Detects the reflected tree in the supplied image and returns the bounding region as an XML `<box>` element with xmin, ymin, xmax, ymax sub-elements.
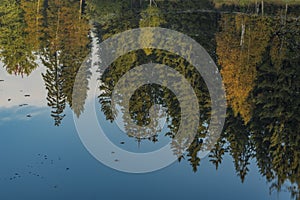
<box><xmin>217</xmin><ymin>14</ymin><xmax>272</xmax><ymax>124</ymax></box>
<box><xmin>0</xmin><ymin>0</ymin><xmax>37</xmax><ymax>76</ymax></box>
<box><xmin>42</xmin><ymin>0</ymin><xmax>91</xmax><ymax>125</ymax></box>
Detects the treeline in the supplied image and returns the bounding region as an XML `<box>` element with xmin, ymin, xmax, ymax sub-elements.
<box><xmin>91</xmin><ymin>1</ymin><xmax>299</xmax><ymax>199</ymax></box>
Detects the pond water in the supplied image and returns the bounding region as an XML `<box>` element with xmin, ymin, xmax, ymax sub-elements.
<box><xmin>0</xmin><ymin>1</ymin><xmax>299</xmax><ymax>200</ymax></box>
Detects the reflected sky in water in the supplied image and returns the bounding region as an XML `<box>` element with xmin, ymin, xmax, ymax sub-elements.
<box><xmin>0</xmin><ymin>0</ymin><xmax>299</xmax><ymax>199</ymax></box>
<box><xmin>0</xmin><ymin>104</ymin><xmax>291</xmax><ymax>200</ymax></box>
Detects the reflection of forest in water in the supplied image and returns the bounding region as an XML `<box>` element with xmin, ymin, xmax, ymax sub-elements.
<box><xmin>0</xmin><ymin>0</ymin><xmax>299</xmax><ymax>199</ymax></box>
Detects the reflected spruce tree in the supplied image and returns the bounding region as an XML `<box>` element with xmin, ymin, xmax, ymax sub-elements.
<box><xmin>42</xmin><ymin>52</ymin><xmax>66</xmax><ymax>126</ymax></box>
<box><xmin>41</xmin><ymin>0</ymin><xmax>91</xmax><ymax>125</ymax></box>
<box><xmin>41</xmin><ymin>0</ymin><xmax>66</xmax><ymax>126</ymax></box>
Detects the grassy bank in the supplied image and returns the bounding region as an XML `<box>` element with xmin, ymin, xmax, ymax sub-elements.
<box><xmin>212</xmin><ymin>0</ymin><xmax>300</xmax><ymax>7</ymax></box>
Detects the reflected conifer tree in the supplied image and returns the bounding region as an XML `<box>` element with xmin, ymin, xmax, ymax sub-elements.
<box><xmin>0</xmin><ymin>0</ymin><xmax>37</xmax><ymax>76</ymax></box>
<box><xmin>42</xmin><ymin>0</ymin><xmax>91</xmax><ymax>125</ymax></box>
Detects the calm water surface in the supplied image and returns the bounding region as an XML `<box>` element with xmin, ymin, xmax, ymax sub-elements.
<box><xmin>0</xmin><ymin>1</ymin><xmax>299</xmax><ymax>200</ymax></box>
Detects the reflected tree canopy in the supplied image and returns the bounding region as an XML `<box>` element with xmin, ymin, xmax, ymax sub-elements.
<box><xmin>0</xmin><ymin>0</ymin><xmax>299</xmax><ymax>199</ymax></box>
